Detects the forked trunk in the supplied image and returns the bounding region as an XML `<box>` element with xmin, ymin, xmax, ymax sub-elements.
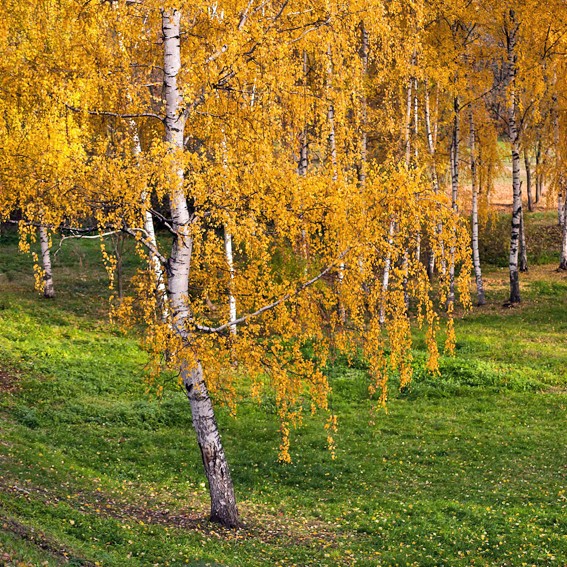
<box><xmin>39</xmin><ymin>225</ymin><xmax>55</xmax><ymax>299</ymax></box>
<box><xmin>162</xmin><ymin>9</ymin><xmax>238</xmax><ymax>527</ymax></box>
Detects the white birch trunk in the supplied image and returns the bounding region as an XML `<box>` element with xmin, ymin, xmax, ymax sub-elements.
<box><xmin>447</xmin><ymin>96</ymin><xmax>460</xmax><ymax>307</ymax></box>
<box><xmin>506</xmin><ymin>12</ymin><xmax>521</xmax><ymax>304</ymax></box>
<box><xmin>379</xmin><ymin>220</ymin><xmax>395</xmax><ymax>325</ymax></box>
<box><xmin>224</xmin><ymin>228</ymin><xmax>237</xmax><ymax>335</ymax></box>
<box><xmin>39</xmin><ymin>225</ymin><xmax>55</xmax><ymax>299</ymax></box>
<box><xmin>220</xmin><ymin>134</ymin><xmax>237</xmax><ymax>336</ymax></box>
<box><xmin>559</xmin><ymin>191</ymin><xmax>567</xmax><ymax>270</ymax></box>
<box><xmin>326</xmin><ymin>45</ymin><xmax>345</xmax><ymax>320</ymax></box>
<box><xmin>469</xmin><ymin>109</ymin><xmax>485</xmax><ymax>305</ymax></box>
<box><xmin>424</xmin><ymin>82</ymin><xmax>440</xmax><ymax>193</ymax></box>
<box><xmin>131</xmin><ymin>126</ymin><xmax>169</xmax><ymax>318</ymax></box>
<box><xmin>519</xmin><ymin>187</ymin><xmax>528</xmax><ymax>272</ymax></box>
<box><xmin>424</xmin><ymin>81</ymin><xmax>438</xmax><ymax>279</ymax></box>
<box><xmin>524</xmin><ymin>149</ymin><xmax>533</xmax><ymax>212</ymax></box>
<box><xmin>404</xmin><ymin>78</ymin><xmax>412</xmax><ymax>167</ymax></box>
<box><xmin>413</xmin><ymin>77</ymin><xmax>419</xmax><ymax>160</ymax></box>
<box><xmin>358</xmin><ymin>24</ymin><xmax>369</xmax><ymax>186</ymax></box>
<box><xmin>162</xmin><ymin>9</ymin><xmax>238</xmax><ymax>528</ymax></box>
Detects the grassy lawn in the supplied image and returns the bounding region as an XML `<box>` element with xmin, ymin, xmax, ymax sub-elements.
<box><xmin>0</xmin><ymin>227</ymin><xmax>566</xmax><ymax>566</ymax></box>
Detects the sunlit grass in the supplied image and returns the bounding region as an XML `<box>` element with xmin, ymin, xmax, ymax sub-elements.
<box><xmin>0</xmin><ymin>229</ymin><xmax>566</xmax><ymax>566</ymax></box>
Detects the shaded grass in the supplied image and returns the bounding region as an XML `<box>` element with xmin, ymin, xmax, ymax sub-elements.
<box><xmin>0</xmin><ymin>232</ymin><xmax>566</xmax><ymax>566</ymax></box>
<box><xmin>479</xmin><ymin>210</ymin><xmax>562</xmax><ymax>267</ymax></box>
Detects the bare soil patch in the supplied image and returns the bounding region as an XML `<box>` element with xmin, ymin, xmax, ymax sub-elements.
<box><xmin>0</xmin><ymin>369</ymin><xmax>19</xmax><ymax>394</ymax></box>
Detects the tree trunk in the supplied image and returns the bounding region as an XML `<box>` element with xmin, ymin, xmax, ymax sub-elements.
<box><xmin>326</xmin><ymin>46</ymin><xmax>338</xmax><ymax>182</ymax></box>
<box><xmin>358</xmin><ymin>23</ymin><xmax>368</xmax><ymax>186</ymax></box>
<box><xmin>326</xmin><ymin>44</ymin><xmax>346</xmax><ymax>321</ymax></box>
<box><xmin>424</xmin><ymin>81</ymin><xmax>439</xmax><ymax>193</ymax></box>
<box><xmin>524</xmin><ymin>149</ymin><xmax>533</xmax><ymax>212</ymax></box>
<box><xmin>297</xmin><ymin>51</ymin><xmax>309</xmax><ymax>177</ymax></box>
<box><xmin>535</xmin><ymin>140</ymin><xmax>542</xmax><ymax>203</ymax></box>
<box><xmin>404</xmin><ymin>75</ymin><xmax>412</xmax><ymax>167</ymax></box>
<box><xmin>113</xmin><ymin>0</ymin><xmax>168</xmax><ymax>319</ymax></box>
<box><xmin>424</xmin><ymin>80</ymin><xmax>438</xmax><ymax>279</ymax></box>
<box><xmin>39</xmin><ymin>225</ymin><xmax>55</xmax><ymax>299</ymax></box>
<box><xmin>507</xmin><ymin>11</ymin><xmax>521</xmax><ymax>304</ymax></box>
<box><xmin>224</xmin><ymin>228</ymin><xmax>237</xmax><ymax>336</ymax></box>
<box><xmin>162</xmin><ymin>8</ymin><xmax>238</xmax><ymax>528</ymax></box>
<box><xmin>448</xmin><ymin>96</ymin><xmax>459</xmax><ymax>307</ymax></box>
<box><xmin>131</xmin><ymin>126</ymin><xmax>168</xmax><ymax>318</ymax></box>
<box><xmin>379</xmin><ymin>220</ymin><xmax>396</xmax><ymax>325</ymax></box>
<box><xmin>181</xmin><ymin>361</ymin><xmax>238</xmax><ymax>526</ymax></box>
<box><xmin>413</xmin><ymin>77</ymin><xmax>419</xmax><ymax>160</ymax></box>
<box><xmin>559</xmin><ymin>192</ymin><xmax>567</xmax><ymax>270</ymax></box>
<box><xmin>469</xmin><ymin>109</ymin><xmax>485</xmax><ymax>305</ymax></box>
<box><xmin>519</xmin><ymin>195</ymin><xmax>528</xmax><ymax>272</ymax></box>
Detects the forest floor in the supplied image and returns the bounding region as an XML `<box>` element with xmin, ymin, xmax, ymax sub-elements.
<box><xmin>0</xmin><ymin>215</ymin><xmax>566</xmax><ymax>566</ymax></box>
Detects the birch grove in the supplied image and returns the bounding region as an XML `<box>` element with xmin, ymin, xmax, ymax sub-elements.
<box><xmin>1</xmin><ymin>0</ymin><xmax>566</xmax><ymax>528</ymax></box>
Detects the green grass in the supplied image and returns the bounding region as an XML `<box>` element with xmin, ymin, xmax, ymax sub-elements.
<box><xmin>479</xmin><ymin>211</ymin><xmax>563</xmax><ymax>267</ymax></box>
<box><xmin>0</xmin><ymin>228</ymin><xmax>566</xmax><ymax>566</ymax></box>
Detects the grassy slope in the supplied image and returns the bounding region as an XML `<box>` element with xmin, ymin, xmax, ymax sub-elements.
<box><xmin>0</xmin><ymin>227</ymin><xmax>566</xmax><ymax>567</ymax></box>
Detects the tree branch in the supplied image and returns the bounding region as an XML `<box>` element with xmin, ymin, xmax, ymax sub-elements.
<box><xmin>149</xmin><ymin>209</ymin><xmax>177</xmax><ymax>235</ymax></box>
<box><xmin>53</xmin><ymin>230</ymin><xmax>121</xmax><ymax>258</ymax></box>
<box><xmin>66</xmin><ymin>105</ymin><xmax>164</xmax><ymax>123</ymax></box>
<box><xmin>195</xmin><ymin>248</ymin><xmax>351</xmax><ymax>334</ymax></box>
<box><xmin>122</xmin><ymin>226</ymin><xmax>168</xmax><ymax>265</ymax></box>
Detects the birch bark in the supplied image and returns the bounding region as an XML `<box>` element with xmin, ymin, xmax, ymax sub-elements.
<box><xmin>506</xmin><ymin>10</ymin><xmax>522</xmax><ymax>304</ymax></box>
<box><xmin>559</xmin><ymin>190</ymin><xmax>567</xmax><ymax>270</ymax></box>
<box><xmin>162</xmin><ymin>9</ymin><xmax>238</xmax><ymax>527</ymax></box>
<box><xmin>224</xmin><ymin>229</ymin><xmax>237</xmax><ymax>336</ymax></box>
<box><xmin>447</xmin><ymin>96</ymin><xmax>460</xmax><ymax>307</ymax></box>
<box><xmin>469</xmin><ymin>109</ymin><xmax>485</xmax><ymax>305</ymax></box>
<box><xmin>39</xmin><ymin>225</ymin><xmax>55</xmax><ymax>299</ymax></box>
<box><xmin>519</xmin><ymin>193</ymin><xmax>528</xmax><ymax>272</ymax></box>
<box><xmin>132</xmin><ymin>126</ymin><xmax>168</xmax><ymax>318</ymax></box>
<box><xmin>358</xmin><ymin>24</ymin><xmax>368</xmax><ymax>186</ymax></box>
<box><xmin>535</xmin><ymin>140</ymin><xmax>542</xmax><ymax>203</ymax></box>
<box><xmin>424</xmin><ymin>81</ymin><xmax>438</xmax><ymax>279</ymax></box>
<box><xmin>524</xmin><ymin>149</ymin><xmax>533</xmax><ymax>211</ymax></box>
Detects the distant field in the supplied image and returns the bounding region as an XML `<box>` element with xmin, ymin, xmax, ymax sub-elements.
<box><xmin>0</xmin><ymin>223</ymin><xmax>566</xmax><ymax>566</ymax></box>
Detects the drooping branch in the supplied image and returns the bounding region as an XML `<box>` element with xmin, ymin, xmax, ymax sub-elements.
<box><xmin>195</xmin><ymin>248</ymin><xmax>351</xmax><ymax>334</ymax></box>
<box><xmin>122</xmin><ymin>226</ymin><xmax>168</xmax><ymax>266</ymax></box>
